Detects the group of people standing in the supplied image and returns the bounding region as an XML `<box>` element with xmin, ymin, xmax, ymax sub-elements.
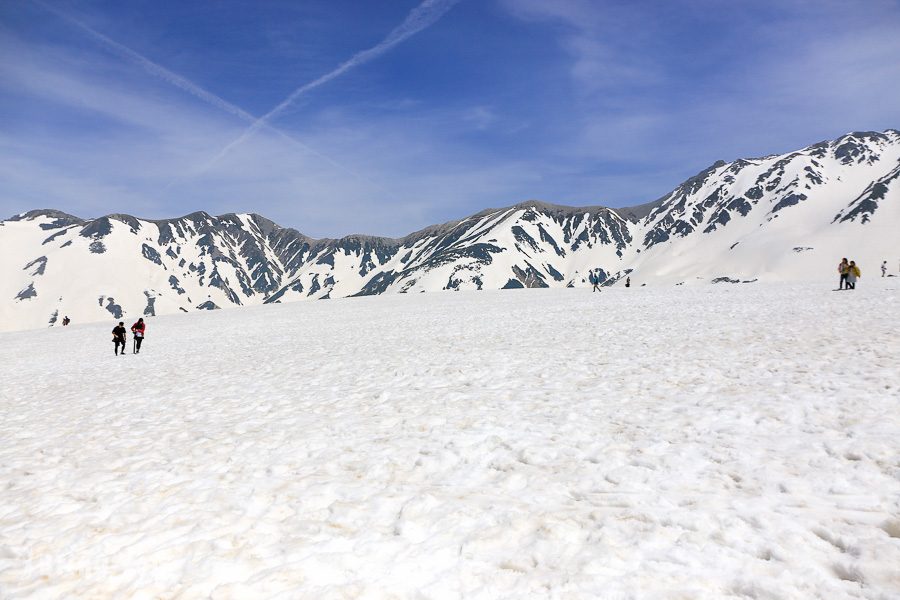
<box><xmin>111</xmin><ymin>318</ymin><xmax>147</xmax><ymax>356</ymax></box>
<box><xmin>587</xmin><ymin>272</ymin><xmax>632</xmax><ymax>292</ymax></box>
<box><xmin>837</xmin><ymin>258</ymin><xmax>862</xmax><ymax>290</ymax></box>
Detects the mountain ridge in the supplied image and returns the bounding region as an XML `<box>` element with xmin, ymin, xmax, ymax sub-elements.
<box><xmin>11</xmin><ymin>128</ymin><xmax>899</xmax><ymax>226</ymax></box>
<box><xmin>7</xmin><ymin>196</ymin><xmax>651</xmax><ymax>246</ymax></box>
<box><xmin>2</xmin><ymin>129</ymin><xmax>898</xmax><ymax>331</ymax></box>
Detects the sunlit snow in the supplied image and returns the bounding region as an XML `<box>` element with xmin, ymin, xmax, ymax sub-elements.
<box><xmin>1</xmin><ymin>284</ymin><xmax>898</xmax><ymax>598</ymax></box>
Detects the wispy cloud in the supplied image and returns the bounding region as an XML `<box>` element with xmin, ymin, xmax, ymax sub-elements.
<box><xmin>0</xmin><ymin>33</ymin><xmax>533</xmax><ymax>237</ymax></box>
<box><xmin>31</xmin><ymin>0</ymin><xmax>255</xmax><ymax>123</ymax></box>
<box><xmin>461</xmin><ymin>106</ymin><xmax>496</xmax><ymax>130</ymax></box>
<box><xmin>498</xmin><ymin>0</ymin><xmax>900</xmax><ymax>183</ymax></box>
<box><xmin>3</xmin><ymin>0</ymin><xmax>897</xmax><ymax>237</ymax></box>
<box><xmin>28</xmin><ymin>0</ymin><xmax>379</xmax><ymax>189</ymax></box>
<box><xmin>497</xmin><ymin>0</ymin><xmax>658</xmax><ymax>95</ymax></box>
<box><xmin>194</xmin><ymin>0</ymin><xmax>463</xmax><ymax>175</ymax></box>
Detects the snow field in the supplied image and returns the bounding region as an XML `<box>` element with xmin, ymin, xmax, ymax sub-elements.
<box><xmin>1</xmin><ymin>283</ymin><xmax>899</xmax><ymax>598</ymax></box>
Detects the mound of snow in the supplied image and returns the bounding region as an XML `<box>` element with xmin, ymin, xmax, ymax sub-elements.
<box><xmin>0</xmin><ymin>283</ymin><xmax>898</xmax><ymax>597</ymax></box>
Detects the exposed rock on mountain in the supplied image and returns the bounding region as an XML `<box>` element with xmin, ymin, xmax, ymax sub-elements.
<box><xmin>1</xmin><ymin>129</ymin><xmax>898</xmax><ymax>331</ymax></box>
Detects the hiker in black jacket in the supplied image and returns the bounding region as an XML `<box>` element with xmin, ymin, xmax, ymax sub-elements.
<box><xmin>112</xmin><ymin>322</ymin><xmax>127</xmax><ymax>356</ymax></box>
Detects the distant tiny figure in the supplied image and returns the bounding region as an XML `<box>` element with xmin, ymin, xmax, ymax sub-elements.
<box><xmin>846</xmin><ymin>261</ymin><xmax>861</xmax><ymax>290</ymax></box>
<box><xmin>62</xmin><ymin>316</ymin><xmax>70</xmax><ymax>326</ymax></box>
<box><xmin>112</xmin><ymin>321</ymin><xmax>127</xmax><ymax>356</ymax></box>
<box><xmin>882</xmin><ymin>261</ymin><xmax>888</xmax><ymax>277</ymax></box>
<box><xmin>131</xmin><ymin>318</ymin><xmax>146</xmax><ymax>354</ymax></box>
<box><xmin>589</xmin><ymin>271</ymin><xmax>600</xmax><ymax>292</ymax></box>
<box><xmin>837</xmin><ymin>258</ymin><xmax>850</xmax><ymax>289</ymax></box>
<box><xmin>625</xmin><ymin>276</ymin><xmax>631</xmax><ymax>288</ymax></box>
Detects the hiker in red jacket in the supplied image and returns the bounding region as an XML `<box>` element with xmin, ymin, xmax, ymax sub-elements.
<box><xmin>131</xmin><ymin>318</ymin><xmax>146</xmax><ymax>354</ymax></box>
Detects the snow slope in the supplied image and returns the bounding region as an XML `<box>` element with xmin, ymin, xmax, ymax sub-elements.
<box><xmin>1</xmin><ymin>283</ymin><xmax>899</xmax><ymax>598</ymax></box>
<box><xmin>2</xmin><ymin>129</ymin><xmax>899</xmax><ymax>332</ymax></box>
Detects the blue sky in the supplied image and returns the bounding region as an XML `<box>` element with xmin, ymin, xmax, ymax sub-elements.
<box><xmin>1</xmin><ymin>0</ymin><xmax>899</xmax><ymax>237</ymax></box>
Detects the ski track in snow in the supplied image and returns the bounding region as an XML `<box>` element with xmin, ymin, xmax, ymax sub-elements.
<box><xmin>1</xmin><ymin>284</ymin><xmax>898</xmax><ymax>598</ymax></box>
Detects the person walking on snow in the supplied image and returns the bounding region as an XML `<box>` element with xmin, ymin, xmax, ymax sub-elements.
<box><xmin>838</xmin><ymin>258</ymin><xmax>850</xmax><ymax>289</ymax></box>
<box><xmin>589</xmin><ymin>271</ymin><xmax>600</xmax><ymax>292</ymax></box>
<box><xmin>847</xmin><ymin>261</ymin><xmax>861</xmax><ymax>290</ymax></box>
<box><xmin>112</xmin><ymin>322</ymin><xmax>127</xmax><ymax>356</ymax></box>
<box><xmin>131</xmin><ymin>318</ymin><xmax>146</xmax><ymax>354</ymax></box>
<box><xmin>882</xmin><ymin>261</ymin><xmax>888</xmax><ymax>277</ymax></box>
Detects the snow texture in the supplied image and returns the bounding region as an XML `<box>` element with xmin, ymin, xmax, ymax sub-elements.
<box><xmin>1</xmin><ymin>283</ymin><xmax>899</xmax><ymax>598</ymax></box>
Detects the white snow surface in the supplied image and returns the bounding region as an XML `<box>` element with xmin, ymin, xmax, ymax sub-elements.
<box><xmin>1</xmin><ymin>284</ymin><xmax>899</xmax><ymax>598</ymax></box>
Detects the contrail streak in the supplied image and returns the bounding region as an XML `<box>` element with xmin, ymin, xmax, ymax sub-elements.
<box><xmin>197</xmin><ymin>0</ymin><xmax>462</xmax><ymax>174</ymax></box>
<box><xmin>30</xmin><ymin>0</ymin><xmax>379</xmax><ymax>187</ymax></box>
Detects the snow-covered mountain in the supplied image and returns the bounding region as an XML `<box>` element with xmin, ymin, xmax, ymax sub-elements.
<box><xmin>2</xmin><ymin>129</ymin><xmax>898</xmax><ymax>331</ymax></box>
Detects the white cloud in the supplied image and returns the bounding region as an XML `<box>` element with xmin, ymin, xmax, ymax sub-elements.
<box><xmin>4</xmin><ymin>0</ymin><xmax>897</xmax><ymax>239</ymax></box>
<box><xmin>196</xmin><ymin>0</ymin><xmax>463</xmax><ymax>175</ymax></box>
<box><xmin>497</xmin><ymin>0</ymin><xmax>900</xmax><ymax>188</ymax></box>
<box><xmin>497</xmin><ymin>0</ymin><xmax>656</xmax><ymax>95</ymax></box>
<box><xmin>461</xmin><ymin>106</ymin><xmax>497</xmax><ymax>130</ymax></box>
<box><xmin>0</xmin><ymin>33</ymin><xmax>549</xmax><ymax>237</ymax></box>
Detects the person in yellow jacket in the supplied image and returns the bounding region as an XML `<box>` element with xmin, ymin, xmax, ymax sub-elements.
<box><xmin>846</xmin><ymin>261</ymin><xmax>861</xmax><ymax>289</ymax></box>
